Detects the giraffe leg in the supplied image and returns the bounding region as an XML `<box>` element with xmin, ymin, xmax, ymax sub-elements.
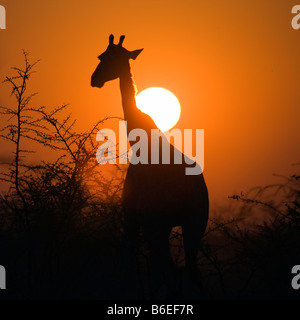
<box><xmin>120</xmin><ymin>210</ymin><xmax>140</xmax><ymax>299</ymax></box>
<box><xmin>182</xmin><ymin>223</ymin><xmax>200</xmax><ymax>277</ymax></box>
<box><xmin>143</xmin><ymin>223</ymin><xmax>175</xmax><ymax>299</ymax></box>
<box><xmin>182</xmin><ymin>212</ymin><xmax>207</xmax><ymax>298</ymax></box>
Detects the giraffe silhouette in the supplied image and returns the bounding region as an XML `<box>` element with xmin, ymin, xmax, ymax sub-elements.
<box><xmin>91</xmin><ymin>34</ymin><xmax>209</xmax><ymax>298</ymax></box>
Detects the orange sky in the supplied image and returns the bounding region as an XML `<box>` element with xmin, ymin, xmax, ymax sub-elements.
<box><xmin>0</xmin><ymin>0</ymin><xmax>300</xmax><ymax>208</ymax></box>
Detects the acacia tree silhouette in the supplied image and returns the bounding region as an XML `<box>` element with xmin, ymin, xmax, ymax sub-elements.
<box><xmin>0</xmin><ymin>52</ymin><xmax>125</xmax><ymax>298</ymax></box>
<box><xmin>0</xmin><ymin>52</ymin><xmax>39</xmax><ymax>210</ymax></box>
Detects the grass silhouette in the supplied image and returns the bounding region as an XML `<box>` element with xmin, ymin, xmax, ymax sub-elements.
<box><xmin>0</xmin><ymin>53</ymin><xmax>299</xmax><ymax>299</ymax></box>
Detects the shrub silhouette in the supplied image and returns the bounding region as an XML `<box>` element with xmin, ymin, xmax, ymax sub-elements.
<box><xmin>193</xmin><ymin>171</ymin><xmax>300</xmax><ymax>299</ymax></box>
<box><xmin>0</xmin><ymin>52</ymin><xmax>299</xmax><ymax>299</ymax></box>
<box><xmin>0</xmin><ymin>52</ymin><xmax>124</xmax><ymax>299</ymax></box>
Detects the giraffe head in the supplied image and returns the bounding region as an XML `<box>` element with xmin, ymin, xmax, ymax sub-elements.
<box><xmin>91</xmin><ymin>34</ymin><xmax>143</xmax><ymax>88</ymax></box>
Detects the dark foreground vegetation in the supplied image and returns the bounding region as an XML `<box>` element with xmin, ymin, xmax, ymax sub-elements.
<box><xmin>0</xmin><ymin>53</ymin><xmax>299</xmax><ymax>299</ymax></box>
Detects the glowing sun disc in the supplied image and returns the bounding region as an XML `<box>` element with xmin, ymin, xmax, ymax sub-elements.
<box><xmin>136</xmin><ymin>87</ymin><xmax>181</xmax><ymax>132</ymax></box>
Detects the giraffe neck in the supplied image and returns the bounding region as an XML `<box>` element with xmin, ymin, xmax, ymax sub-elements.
<box><xmin>119</xmin><ymin>67</ymin><xmax>138</xmax><ymax>127</ymax></box>
<box><xmin>119</xmin><ymin>65</ymin><xmax>158</xmax><ymax>147</ymax></box>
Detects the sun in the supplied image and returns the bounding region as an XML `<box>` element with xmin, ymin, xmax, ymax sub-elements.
<box><xmin>135</xmin><ymin>87</ymin><xmax>181</xmax><ymax>132</ymax></box>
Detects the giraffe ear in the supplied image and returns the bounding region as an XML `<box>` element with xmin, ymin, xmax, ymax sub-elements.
<box><xmin>109</xmin><ymin>34</ymin><xmax>114</xmax><ymax>45</ymax></box>
<box><xmin>129</xmin><ymin>49</ymin><xmax>144</xmax><ymax>60</ymax></box>
<box><xmin>119</xmin><ymin>35</ymin><xmax>125</xmax><ymax>46</ymax></box>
